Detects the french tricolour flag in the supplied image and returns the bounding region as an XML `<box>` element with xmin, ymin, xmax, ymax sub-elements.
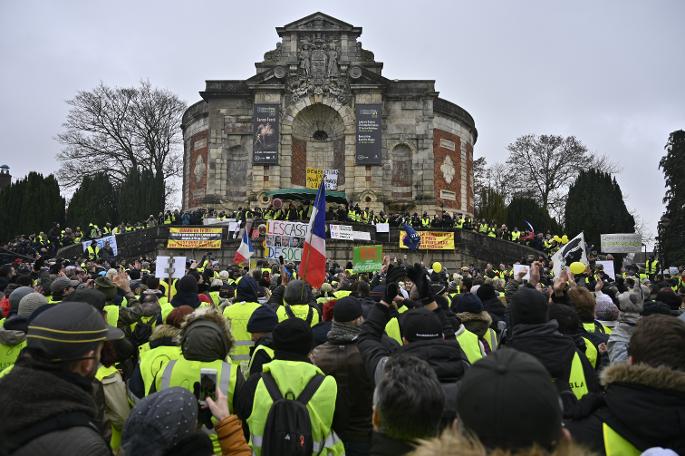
<box><xmin>299</xmin><ymin>182</ymin><xmax>326</xmax><ymax>288</ymax></box>
<box><xmin>233</xmin><ymin>222</ymin><xmax>254</xmax><ymax>265</ymax></box>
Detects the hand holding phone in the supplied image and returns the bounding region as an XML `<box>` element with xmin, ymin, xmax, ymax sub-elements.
<box><xmin>198</xmin><ymin>368</ymin><xmax>218</xmax><ymax>406</ymax></box>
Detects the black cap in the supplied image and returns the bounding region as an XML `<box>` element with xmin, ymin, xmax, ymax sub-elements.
<box><xmin>247</xmin><ymin>305</ymin><xmax>279</xmax><ymax>333</ymax></box>
<box><xmin>70</xmin><ymin>288</ymin><xmax>107</xmax><ymax>312</ymax></box>
<box><xmin>333</xmin><ymin>297</ymin><xmax>362</xmax><ymax>323</ymax></box>
<box><xmin>27</xmin><ymin>301</ymin><xmax>124</xmax><ymax>362</ymax></box>
<box><xmin>272</xmin><ymin>318</ymin><xmax>313</xmax><ymax>357</ymax></box>
<box><xmin>401</xmin><ymin>308</ymin><xmax>443</xmax><ymax>342</ymax></box>
<box><xmin>456</xmin><ymin>348</ymin><xmax>562</xmax><ymax>450</ymax></box>
<box><xmin>510</xmin><ymin>288</ymin><xmax>549</xmax><ymax>326</ymax></box>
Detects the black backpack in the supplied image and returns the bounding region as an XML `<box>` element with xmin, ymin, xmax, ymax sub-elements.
<box><xmin>260</xmin><ymin>371</ymin><xmax>324</xmax><ymax>456</ymax></box>
<box><xmin>284</xmin><ymin>303</ymin><xmax>314</xmax><ymax>326</ymax></box>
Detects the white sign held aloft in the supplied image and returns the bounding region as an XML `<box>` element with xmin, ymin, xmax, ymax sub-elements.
<box><xmin>513</xmin><ymin>264</ymin><xmax>531</xmax><ymax>281</ymax></box>
<box><xmin>552</xmin><ymin>232</ymin><xmax>588</xmax><ymax>278</ymax></box>
<box><xmin>600</xmin><ymin>233</ymin><xmax>642</xmax><ymax>254</ymax></box>
<box><xmin>155</xmin><ymin>256</ymin><xmax>187</xmax><ymax>280</ymax></box>
<box><xmin>375</xmin><ymin>223</ymin><xmax>390</xmax><ymax>233</ymax></box>
<box><xmin>596</xmin><ymin>260</ymin><xmax>615</xmax><ymax>280</ymax></box>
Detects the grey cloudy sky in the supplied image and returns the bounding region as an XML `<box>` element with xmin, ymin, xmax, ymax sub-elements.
<box><xmin>1</xmin><ymin>0</ymin><xmax>683</xmax><ymax>241</ymax></box>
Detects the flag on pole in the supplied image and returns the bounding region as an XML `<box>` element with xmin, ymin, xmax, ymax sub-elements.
<box><xmin>552</xmin><ymin>231</ymin><xmax>587</xmax><ymax>277</ymax></box>
<box><xmin>233</xmin><ymin>222</ymin><xmax>254</xmax><ymax>265</ymax></box>
<box><xmin>299</xmin><ymin>182</ymin><xmax>327</xmax><ymax>288</ymax></box>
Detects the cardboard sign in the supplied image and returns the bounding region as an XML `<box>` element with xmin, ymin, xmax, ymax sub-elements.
<box><xmin>155</xmin><ymin>256</ymin><xmax>186</xmax><ymax>280</ymax></box>
<box><xmin>324</xmin><ymin>169</ymin><xmax>339</xmax><ymax>190</ymax></box>
<box><xmin>82</xmin><ymin>235</ymin><xmax>118</xmax><ymax>257</ymax></box>
<box><xmin>265</xmin><ymin>220</ymin><xmax>309</xmax><ymax>261</ymax></box>
<box><xmin>353</xmin><ymin>231</ymin><xmax>372</xmax><ymax>241</ymax></box>
<box><xmin>353</xmin><ymin>245</ymin><xmax>383</xmax><ymax>272</ymax></box>
<box><xmin>330</xmin><ymin>224</ymin><xmax>354</xmax><ymax>240</ymax></box>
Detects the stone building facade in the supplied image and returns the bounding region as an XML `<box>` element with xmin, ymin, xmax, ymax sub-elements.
<box><xmin>182</xmin><ymin>12</ymin><xmax>477</xmax><ymax>216</ymax></box>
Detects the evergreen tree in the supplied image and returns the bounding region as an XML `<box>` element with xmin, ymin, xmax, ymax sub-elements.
<box><xmin>67</xmin><ymin>173</ymin><xmax>117</xmax><ymax>228</ymax></box>
<box><xmin>476</xmin><ymin>188</ymin><xmax>508</xmax><ymax>225</ymax></box>
<box><xmin>565</xmin><ymin>169</ymin><xmax>635</xmax><ymax>250</ymax></box>
<box><xmin>507</xmin><ymin>196</ymin><xmax>559</xmax><ymax>234</ymax></box>
<box><xmin>0</xmin><ymin>172</ymin><xmax>65</xmax><ymax>242</ymax></box>
<box><xmin>659</xmin><ymin>130</ymin><xmax>685</xmax><ymax>265</ymax></box>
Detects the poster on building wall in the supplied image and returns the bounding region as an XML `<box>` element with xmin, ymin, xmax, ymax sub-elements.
<box><xmin>264</xmin><ymin>220</ymin><xmax>309</xmax><ymax>262</ymax></box>
<box><xmin>330</xmin><ymin>225</ymin><xmax>354</xmax><ymax>240</ymax></box>
<box><xmin>253</xmin><ymin>104</ymin><xmax>279</xmax><ymax>164</ymax></box>
<box><xmin>355</xmin><ymin>104</ymin><xmax>382</xmax><ymax>165</ymax></box>
<box><xmin>167</xmin><ymin>227</ymin><xmax>223</xmax><ymax>249</ymax></box>
<box><xmin>306</xmin><ymin>167</ymin><xmax>323</xmax><ymax>189</ymax></box>
<box><xmin>398</xmin><ymin>230</ymin><xmax>455</xmax><ymax>250</ymax></box>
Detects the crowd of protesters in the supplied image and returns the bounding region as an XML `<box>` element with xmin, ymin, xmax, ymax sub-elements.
<box><xmin>0</xmin><ymin>238</ymin><xmax>683</xmax><ymax>456</ymax></box>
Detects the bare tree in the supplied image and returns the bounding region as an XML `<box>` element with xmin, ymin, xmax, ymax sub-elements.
<box><xmin>56</xmin><ymin>81</ymin><xmax>186</xmax><ymax>196</ymax></box>
<box><xmin>504</xmin><ymin>134</ymin><xmax>609</xmax><ymax>219</ymax></box>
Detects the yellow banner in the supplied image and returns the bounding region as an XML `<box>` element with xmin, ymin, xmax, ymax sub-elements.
<box><xmin>167</xmin><ymin>227</ymin><xmax>223</xmax><ymax>249</ymax></box>
<box><xmin>399</xmin><ymin>230</ymin><xmax>455</xmax><ymax>250</ymax></box>
<box><xmin>306</xmin><ymin>167</ymin><xmax>323</xmax><ymax>189</ymax></box>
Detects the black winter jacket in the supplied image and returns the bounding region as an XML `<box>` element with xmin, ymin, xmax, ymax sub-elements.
<box><xmin>565</xmin><ymin>362</ymin><xmax>685</xmax><ymax>455</ymax></box>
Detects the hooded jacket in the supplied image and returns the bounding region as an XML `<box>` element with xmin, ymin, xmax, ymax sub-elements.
<box><xmin>504</xmin><ymin>321</ymin><xmax>599</xmax><ymax>405</ymax></box>
<box><xmin>236</xmin><ymin>276</ymin><xmax>259</xmax><ymax>303</ymax></box>
<box><xmin>565</xmin><ymin>362</ymin><xmax>685</xmax><ymax>455</ymax></box>
<box><xmin>456</xmin><ymin>310</ymin><xmax>492</xmax><ymax>339</ymax></box>
<box><xmin>0</xmin><ymin>356</ymin><xmax>110</xmax><ymax>456</ymax></box>
<box><xmin>606</xmin><ymin>312</ymin><xmax>639</xmax><ymax>364</ymax></box>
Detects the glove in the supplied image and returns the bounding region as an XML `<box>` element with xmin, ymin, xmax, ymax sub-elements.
<box><xmin>383</xmin><ymin>264</ymin><xmax>406</xmax><ymax>305</ymax></box>
<box><xmin>407</xmin><ymin>263</ymin><xmax>435</xmax><ymax>306</ymax></box>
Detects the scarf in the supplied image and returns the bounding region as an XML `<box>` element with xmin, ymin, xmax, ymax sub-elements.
<box><xmin>327</xmin><ymin>321</ymin><xmax>361</xmax><ymax>343</ymax></box>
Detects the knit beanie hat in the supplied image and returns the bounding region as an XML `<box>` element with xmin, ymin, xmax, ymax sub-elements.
<box><xmin>456</xmin><ymin>348</ymin><xmax>562</xmax><ymax>451</ymax></box>
<box><xmin>548</xmin><ymin>303</ymin><xmax>581</xmax><ymax>335</ymax></box>
<box><xmin>595</xmin><ymin>296</ymin><xmax>619</xmax><ymax>321</ymax></box>
<box><xmin>452</xmin><ymin>293</ymin><xmax>484</xmax><ymax>314</ymax></box>
<box><xmin>272</xmin><ymin>318</ymin><xmax>313</xmax><ymax>357</ymax></box>
<box><xmin>247</xmin><ymin>305</ymin><xmax>278</xmax><ymax>333</ymax></box>
<box><xmin>476</xmin><ymin>283</ymin><xmax>497</xmax><ymax>302</ymax></box>
<box><xmin>333</xmin><ymin>296</ymin><xmax>362</xmax><ymax>323</ymax></box>
<box><xmin>171</xmin><ymin>275</ymin><xmax>200</xmax><ymax>309</ymax></box>
<box><xmin>18</xmin><ymin>292</ymin><xmax>48</xmax><ymax>318</ymax></box>
<box><xmin>9</xmin><ymin>286</ymin><xmax>33</xmax><ymax>314</ymax></box>
<box><xmin>70</xmin><ymin>288</ymin><xmax>107</xmax><ymax>312</ymax></box>
<box><xmin>510</xmin><ymin>288</ymin><xmax>549</xmax><ymax>326</ymax></box>
<box><xmin>122</xmin><ymin>387</ymin><xmax>205</xmax><ymax>456</ymax></box>
<box><xmin>402</xmin><ymin>308</ymin><xmax>443</xmax><ymax>342</ymax></box>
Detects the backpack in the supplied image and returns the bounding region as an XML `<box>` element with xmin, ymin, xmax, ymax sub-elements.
<box><xmin>260</xmin><ymin>371</ymin><xmax>324</xmax><ymax>456</ymax></box>
<box><xmin>284</xmin><ymin>303</ymin><xmax>314</xmax><ymax>326</ymax></box>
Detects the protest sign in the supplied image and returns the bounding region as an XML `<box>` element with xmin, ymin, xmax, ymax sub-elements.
<box><xmin>353</xmin><ymin>245</ymin><xmax>383</xmax><ymax>272</ymax></box>
<box><xmin>596</xmin><ymin>260</ymin><xmax>615</xmax><ymax>280</ymax></box>
<box><xmin>399</xmin><ymin>231</ymin><xmax>454</xmax><ymax>250</ymax></box>
<box><xmin>324</xmin><ymin>169</ymin><xmax>339</xmax><ymax>190</ymax></box>
<box><xmin>330</xmin><ymin>224</ymin><xmax>354</xmax><ymax>240</ymax></box>
<box><xmin>167</xmin><ymin>227</ymin><xmax>223</xmax><ymax>249</ymax></box>
<box><xmin>306</xmin><ymin>167</ymin><xmax>324</xmax><ymax>189</ymax></box>
<box><xmin>600</xmin><ymin>233</ymin><xmax>642</xmax><ymax>254</ymax></box>
<box><xmin>155</xmin><ymin>256</ymin><xmax>186</xmax><ymax>280</ymax></box>
<box><xmin>552</xmin><ymin>232</ymin><xmax>588</xmax><ymax>277</ymax></box>
<box><xmin>513</xmin><ymin>264</ymin><xmax>531</xmax><ymax>281</ymax></box>
<box><xmin>82</xmin><ymin>235</ymin><xmax>118</xmax><ymax>257</ymax></box>
<box><xmin>265</xmin><ymin>220</ymin><xmax>309</xmax><ymax>261</ymax></box>
<box><xmin>375</xmin><ymin>223</ymin><xmax>390</xmax><ymax>233</ymax></box>
<box><xmin>353</xmin><ymin>231</ymin><xmax>372</xmax><ymax>241</ymax></box>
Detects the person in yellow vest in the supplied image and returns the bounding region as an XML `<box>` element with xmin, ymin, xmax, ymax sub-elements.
<box><xmin>128</xmin><ymin>318</ymin><xmax>184</xmax><ymax>400</ymax></box>
<box><xmin>48</xmin><ymin>276</ymin><xmax>79</xmax><ymax>304</ymax></box>
<box><xmin>645</xmin><ymin>256</ymin><xmax>659</xmax><ymax>278</ymax></box>
<box><xmin>421</xmin><ymin>212</ymin><xmax>431</xmax><ymax>228</ymax></box>
<box><xmin>0</xmin><ymin>288</ymin><xmax>39</xmax><ymax>372</ymax></box>
<box><xmin>86</xmin><ymin>240</ymin><xmax>100</xmax><ymax>261</ymax></box>
<box><xmin>154</xmin><ymin>308</ymin><xmax>244</xmax><ymax>454</ymax></box>
<box><xmin>504</xmin><ymin>288</ymin><xmax>599</xmax><ymax>403</ymax></box>
<box><xmin>234</xmin><ymin>318</ymin><xmax>345</xmax><ymax>456</ymax></box>
<box><xmin>95</xmin><ymin>340</ymin><xmax>130</xmax><ymax>453</ymax></box>
<box><xmin>276</xmin><ymin>280</ymin><xmax>321</xmax><ymax>327</ymax></box>
<box><xmin>246</xmin><ymin>305</ymin><xmax>278</xmax><ymax>376</ymax></box>
<box><xmin>566</xmin><ymin>315</ymin><xmax>685</xmax><ymax>455</ymax></box>
<box><xmin>510</xmin><ymin>227</ymin><xmax>521</xmax><ymax>242</ymax></box>
<box><xmin>452</xmin><ymin>293</ymin><xmax>497</xmax><ymax>355</ymax></box>
<box><xmin>0</xmin><ymin>301</ymin><xmax>124</xmax><ymax>455</ymax></box>
<box><xmin>223</xmin><ymin>276</ymin><xmax>263</xmax><ymax>368</ymax></box>
<box><xmin>548</xmin><ymin>302</ymin><xmax>604</xmax><ymax>371</ymax></box>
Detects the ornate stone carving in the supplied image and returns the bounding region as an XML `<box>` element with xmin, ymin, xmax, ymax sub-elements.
<box><xmin>288</xmin><ymin>37</ymin><xmax>350</xmax><ymax>104</ymax></box>
<box><xmin>441</xmin><ymin>155</ymin><xmax>455</xmax><ymax>184</ymax></box>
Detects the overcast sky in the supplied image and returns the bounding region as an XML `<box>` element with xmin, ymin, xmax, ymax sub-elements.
<box><xmin>1</xmin><ymin>0</ymin><xmax>683</xmax><ymax>241</ymax></box>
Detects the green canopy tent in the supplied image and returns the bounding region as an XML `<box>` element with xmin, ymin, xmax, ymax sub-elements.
<box><xmin>265</xmin><ymin>188</ymin><xmax>348</xmax><ymax>204</ymax></box>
